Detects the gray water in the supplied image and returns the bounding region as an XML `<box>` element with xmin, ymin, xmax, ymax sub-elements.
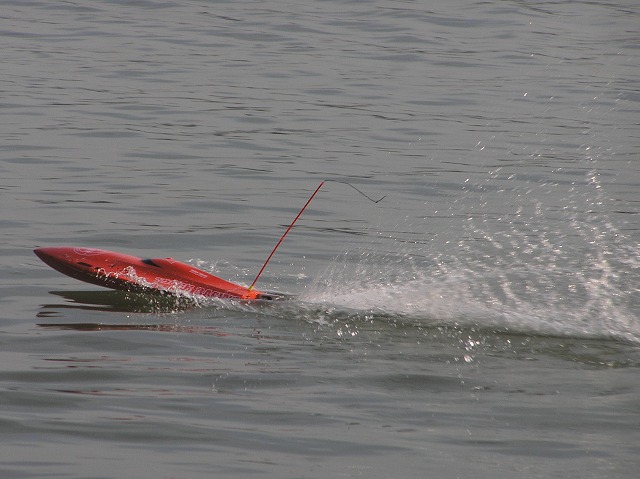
<box><xmin>2</xmin><ymin>1</ymin><xmax>639</xmax><ymax>478</ymax></box>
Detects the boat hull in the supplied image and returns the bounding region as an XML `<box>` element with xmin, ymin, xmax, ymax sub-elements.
<box><xmin>34</xmin><ymin>247</ymin><xmax>270</xmax><ymax>300</ymax></box>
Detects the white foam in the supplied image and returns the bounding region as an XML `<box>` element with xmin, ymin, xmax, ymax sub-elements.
<box><xmin>299</xmin><ymin>244</ymin><xmax>640</xmax><ymax>343</ymax></box>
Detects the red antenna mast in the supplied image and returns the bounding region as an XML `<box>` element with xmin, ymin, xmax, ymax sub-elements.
<box><xmin>248</xmin><ymin>181</ymin><xmax>325</xmax><ymax>291</ymax></box>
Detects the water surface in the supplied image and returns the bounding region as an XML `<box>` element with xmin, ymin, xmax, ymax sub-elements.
<box><xmin>1</xmin><ymin>1</ymin><xmax>639</xmax><ymax>478</ymax></box>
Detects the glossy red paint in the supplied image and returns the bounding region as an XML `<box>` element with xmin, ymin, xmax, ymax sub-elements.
<box><xmin>34</xmin><ymin>247</ymin><xmax>267</xmax><ymax>300</ymax></box>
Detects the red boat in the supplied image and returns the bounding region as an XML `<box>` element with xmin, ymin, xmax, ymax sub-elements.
<box><xmin>34</xmin><ymin>182</ymin><xmax>381</xmax><ymax>302</ymax></box>
<box><xmin>34</xmin><ymin>247</ymin><xmax>275</xmax><ymax>300</ymax></box>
